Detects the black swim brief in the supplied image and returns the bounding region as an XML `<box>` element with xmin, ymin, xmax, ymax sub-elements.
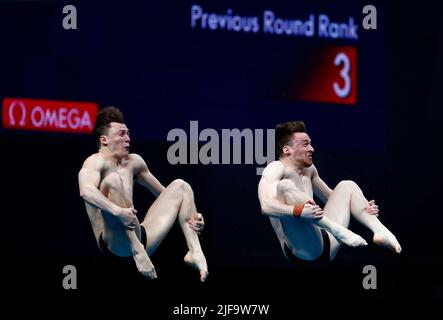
<box><xmin>99</xmin><ymin>225</ymin><xmax>147</xmax><ymax>258</ymax></box>
<box><xmin>284</xmin><ymin>228</ymin><xmax>331</xmax><ymax>267</ymax></box>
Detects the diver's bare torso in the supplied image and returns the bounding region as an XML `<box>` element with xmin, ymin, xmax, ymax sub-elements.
<box><xmin>269</xmin><ymin>161</ymin><xmax>324</xmax><ymax>260</ymax></box>
<box><xmin>83</xmin><ymin>153</ymin><xmax>142</xmax><ymax>248</ymax></box>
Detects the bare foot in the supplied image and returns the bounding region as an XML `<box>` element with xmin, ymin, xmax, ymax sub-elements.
<box><xmin>184</xmin><ymin>250</ymin><xmax>208</xmax><ymax>282</ymax></box>
<box><xmin>133</xmin><ymin>248</ymin><xmax>157</xmax><ymax>279</ymax></box>
<box><xmin>333</xmin><ymin>226</ymin><xmax>368</xmax><ymax>247</ymax></box>
<box><xmin>373</xmin><ymin>231</ymin><xmax>402</xmax><ymax>254</ymax></box>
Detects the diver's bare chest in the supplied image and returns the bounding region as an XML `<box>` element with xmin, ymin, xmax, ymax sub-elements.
<box><xmin>283</xmin><ymin>169</ymin><xmax>313</xmax><ymax>193</ymax></box>
<box><xmin>101</xmin><ymin>162</ymin><xmax>135</xmax><ymax>185</ymax></box>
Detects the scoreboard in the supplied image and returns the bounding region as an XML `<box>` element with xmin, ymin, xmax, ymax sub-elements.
<box><xmin>1</xmin><ymin>0</ymin><xmax>385</xmax><ymax>152</ymax></box>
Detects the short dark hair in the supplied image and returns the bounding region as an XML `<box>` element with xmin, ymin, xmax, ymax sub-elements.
<box><xmin>93</xmin><ymin>106</ymin><xmax>125</xmax><ymax>148</ymax></box>
<box><xmin>275</xmin><ymin>121</ymin><xmax>307</xmax><ymax>157</ymax></box>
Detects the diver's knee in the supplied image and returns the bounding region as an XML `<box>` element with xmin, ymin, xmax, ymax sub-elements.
<box><xmin>170</xmin><ymin>178</ymin><xmax>192</xmax><ymax>193</ymax></box>
<box><xmin>336</xmin><ymin>180</ymin><xmax>358</xmax><ymax>190</ymax></box>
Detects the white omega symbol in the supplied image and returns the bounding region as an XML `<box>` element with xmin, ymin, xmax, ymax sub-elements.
<box><xmin>8</xmin><ymin>100</ymin><xmax>26</xmax><ymax>126</ymax></box>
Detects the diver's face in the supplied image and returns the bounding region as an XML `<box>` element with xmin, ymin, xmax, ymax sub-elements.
<box><xmin>101</xmin><ymin>122</ymin><xmax>131</xmax><ymax>158</ymax></box>
<box><xmin>287</xmin><ymin>132</ymin><xmax>314</xmax><ymax>167</ymax></box>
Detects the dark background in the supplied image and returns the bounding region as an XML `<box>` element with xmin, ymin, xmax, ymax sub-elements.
<box><xmin>1</xmin><ymin>0</ymin><xmax>442</xmax><ymax>307</ymax></box>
